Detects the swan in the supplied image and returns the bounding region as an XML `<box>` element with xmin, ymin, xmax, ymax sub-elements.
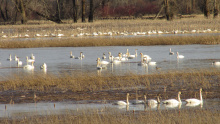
<box><xmin>96</xmin><ymin>58</ymin><xmax>107</xmax><ymax>70</ymax></box>
<box><xmin>17</xmin><ymin>58</ymin><xmax>22</xmax><ymax>66</ymax></box>
<box><xmin>40</xmin><ymin>63</ymin><xmax>47</xmax><ymax>69</ymax></box>
<box><xmin>212</xmin><ymin>61</ymin><xmax>220</xmax><ymax>65</ymax></box>
<box><xmin>7</xmin><ymin>54</ymin><xmax>12</xmax><ymax>61</ymax></box>
<box><xmin>169</xmin><ymin>48</ymin><xmax>174</xmax><ymax>55</ymax></box>
<box><xmin>108</xmin><ymin>52</ymin><xmax>114</xmax><ymax>60</ymax></box>
<box><xmin>26</xmin><ymin>56</ymin><xmax>35</xmax><ymax>63</ymax></box>
<box><xmin>102</xmin><ymin>53</ymin><xmax>106</xmax><ymax>59</ymax></box>
<box><xmin>148</xmin><ymin>61</ymin><xmax>156</xmax><ymax>65</ymax></box>
<box><xmin>177</xmin><ymin>52</ymin><xmax>184</xmax><ymax>59</ymax></box>
<box><xmin>75</xmin><ymin>52</ymin><xmax>84</xmax><ymax>59</ymax></box>
<box><xmin>23</xmin><ymin>62</ymin><xmax>34</xmax><ymax>70</ymax></box>
<box><xmin>140</xmin><ymin>53</ymin><xmax>152</xmax><ymax>61</ymax></box>
<box><xmin>138</xmin><ymin>53</ymin><xmax>147</xmax><ymax>66</ymax></box>
<box><xmin>113</xmin><ymin>93</ymin><xmax>130</xmax><ymax>105</ymax></box>
<box><xmin>132</xmin><ymin>95</ymin><xmax>146</xmax><ymax>105</ymax></box>
<box><xmin>30</xmin><ymin>53</ymin><xmax>35</xmax><ymax>60</ymax></box>
<box><xmin>163</xmin><ymin>91</ymin><xmax>182</xmax><ymax>104</ymax></box>
<box><xmin>14</xmin><ymin>55</ymin><xmax>18</xmax><ymax>61</ymax></box>
<box><xmin>70</xmin><ymin>51</ymin><xmax>74</xmax><ymax>58</ymax></box>
<box><xmin>128</xmin><ymin>49</ymin><xmax>138</xmax><ymax>59</ymax></box>
<box><xmin>185</xmin><ymin>88</ymin><xmax>203</xmax><ymax>105</ymax></box>
<box><xmin>147</xmin><ymin>95</ymin><xmax>160</xmax><ymax>105</ymax></box>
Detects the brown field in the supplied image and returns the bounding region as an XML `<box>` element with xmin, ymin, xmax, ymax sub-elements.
<box><xmin>0</xmin><ymin>15</ymin><xmax>220</xmax><ymax>48</ymax></box>
<box><xmin>0</xmin><ymin>69</ymin><xmax>219</xmax><ymax>104</ymax></box>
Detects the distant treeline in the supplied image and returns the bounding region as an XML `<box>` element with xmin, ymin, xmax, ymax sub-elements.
<box><xmin>0</xmin><ymin>0</ymin><xmax>219</xmax><ymax>24</ymax></box>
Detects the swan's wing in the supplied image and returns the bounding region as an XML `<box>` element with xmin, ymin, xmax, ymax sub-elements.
<box><xmin>185</xmin><ymin>98</ymin><xmax>201</xmax><ymax>103</ymax></box>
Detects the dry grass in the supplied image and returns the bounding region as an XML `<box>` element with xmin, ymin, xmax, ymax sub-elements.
<box><xmin>1</xmin><ymin>108</ymin><xmax>219</xmax><ymax>124</ymax></box>
<box><xmin>0</xmin><ymin>15</ymin><xmax>220</xmax><ymax>48</ymax></box>
<box><xmin>1</xmin><ymin>69</ymin><xmax>219</xmax><ymax>95</ymax></box>
<box><xmin>0</xmin><ymin>35</ymin><xmax>219</xmax><ymax>48</ymax></box>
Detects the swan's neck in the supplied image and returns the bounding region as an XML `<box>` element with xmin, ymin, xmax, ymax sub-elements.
<box><xmin>157</xmin><ymin>96</ymin><xmax>160</xmax><ymax>103</ymax></box>
<box><xmin>200</xmin><ymin>90</ymin><xmax>203</xmax><ymax>102</ymax></box>
<box><xmin>170</xmin><ymin>48</ymin><xmax>171</xmax><ymax>52</ymax></box>
<box><xmin>135</xmin><ymin>50</ymin><xmax>137</xmax><ymax>57</ymax></box>
<box><xmin>178</xmin><ymin>93</ymin><xmax>181</xmax><ymax>103</ymax></box>
<box><xmin>126</xmin><ymin>94</ymin><xmax>129</xmax><ymax>104</ymax></box>
<box><xmin>144</xmin><ymin>96</ymin><xmax>146</xmax><ymax>103</ymax></box>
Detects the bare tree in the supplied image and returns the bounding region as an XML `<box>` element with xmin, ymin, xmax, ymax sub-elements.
<box><xmin>13</xmin><ymin>0</ymin><xmax>27</xmax><ymax>24</ymax></box>
<box><xmin>204</xmin><ymin>0</ymin><xmax>210</xmax><ymax>18</ymax></box>
<box><xmin>72</xmin><ymin>0</ymin><xmax>78</xmax><ymax>23</ymax></box>
<box><xmin>214</xmin><ymin>0</ymin><xmax>219</xmax><ymax>18</ymax></box>
<box><xmin>88</xmin><ymin>0</ymin><xmax>93</xmax><ymax>22</ymax></box>
<box><xmin>81</xmin><ymin>0</ymin><xmax>85</xmax><ymax>22</ymax></box>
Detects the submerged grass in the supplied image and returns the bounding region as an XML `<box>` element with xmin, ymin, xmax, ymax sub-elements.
<box><xmin>0</xmin><ymin>35</ymin><xmax>219</xmax><ymax>48</ymax></box>
<box><xmin>1</xmin><ymin>108</ymin><xmax>219</xmax><ymax>124</ymax></box>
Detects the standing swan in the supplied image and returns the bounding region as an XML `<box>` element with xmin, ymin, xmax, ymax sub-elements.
<box><xmin>163</xmin><ymin>91</ymin><xmax>182</xmax><ymax>104</ymax></box>
<box><xmin>185</xmin><ymin>88</ymin><xmax>203</xmax><ymax>105</ymax></box>
<box><xmin>113</xmin><ymin>93</ymin><xmax>130</xmax><ymax>105</ymax></box>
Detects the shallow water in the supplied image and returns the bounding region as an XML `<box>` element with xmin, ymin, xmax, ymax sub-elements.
<box><xmin>0</xmin><ymin>99</ymin><xmax>219</xmax><ymax>118</ymax></box>
<box><xmin>0</xmin><ymin>44</ymin><xmax>220</xmax><ymax>79</ymax></box>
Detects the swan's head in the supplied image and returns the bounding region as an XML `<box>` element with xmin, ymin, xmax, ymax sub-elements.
<box><xmin>178</xmin><ymin>91</ymin><xmax>181</xmax><ymax>95</ymax></box>
<box><xmin>126</xmin><ymin>93</ymin><xmax>129</xmax><ymax>97</ymax></box>
<box><xmin>200</xmin><ymin>88</ymin><xmax>202</xmax><ymax>92</ymax></box>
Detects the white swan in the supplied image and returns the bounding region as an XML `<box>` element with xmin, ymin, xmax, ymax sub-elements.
<box><xmin>138</xmin><ymin>53</ymin><xmax>147</xmax><ymax>66</ymax></box>
<box><xmin>212</xmin><ymin>61</ymin><xmax>220</xmax><ymax>66</ymax></box>
<box><xmin>7</xmin><ymin>54</ymin><xmax>12</xmax><ymax>61</ymax></box>
<box><xmin>23</xmin><ymin>62</ymin><xmax>34</xmax><ymax>70</ymax></box>
<box><xmin>102</xmin><ymin>53</ymin><xmax>106</xmax><ymax>59</ymax></box>
<box><xmin>132</xmin><ymin>95</ymin><xmax>146</xmax><ymax>105</ymax></box>
<box><xmin>147</xmin><ymin>95</ymin><xmax>160</xmax><ymax>105</ymax></box>
<box><xmin>96</xmin><ymin>58</ymin><xmax>107</xmax><ymax>70</ymax></box>
<box><xmin>185</xmin><ymin>88</ymin><xmax>203</xmax><ymax>105</ymax></box>
<box><xmin>30</xmin><ymin>53</ymin><xmax>35</xmax><ymax>60</ymax></box>
<box><xmin>128</xmin><ymin>49</ymin><xmax>138</xmax><ymax>59</ymax></box>
<box><xmin>177</xmin><ymin>52</ymin><xmax>184</xmax><ymax>59</ymax></box>
<box><xmin>26</xmin><ymin>56</ymin><xmax>35</xmax><ymax>63</ymax></box>
<box><xmin>148</xmin><ymin>61</ymin><xmax>156</xmax><ymax>65</ymax></box>
<box><xmin>17</xmin><ymin>58</ymin><xmax>22</xmax><ymax>66</ymax></box>
<box><xmin>14</xmin><ymin>55</ymin><xmax>18</xmax><ymax>61</ymax></box>
<box><xmin>163</xmin><ymin>91</ymin><xmax>182</xmax><ymax>104</ymax></box>
<box><xmin>40</xmin><ymin>63</ymin><xmax>47</xmax><ymax>69</ymax></box>
<box><xmin>70</xmin><ymin>51</ymin><xmax>74</xmax><ymax>58</ymax></box>
<box><xmin>113</xmin><ymin>93</ymin><xmax>130</xmax><ymax>105</ymax></box>
<box><xmin>169</xmin><ymin>48</ymin><xmax>174</xmax><ymax>55</ymax></box>
<box><xmin>75</xmin><ymin>52</ymin><xmax>84</xmax><ymax>59</ymax></box>
<box><xmin>108</xmin><ymin>52</ymin><xmax>114</xmax><ymax>60</ymax></box>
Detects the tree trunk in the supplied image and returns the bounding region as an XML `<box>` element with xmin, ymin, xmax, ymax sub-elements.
<box><xmin>81</xmin><ymin>0</ymin><xmax>85</xmax><ymax>22</ymax></box>
<box><xmin>19</xmin><ymin>0</ymin><xmax>27</xmax><ymax>24</ymax></box>
<box><xmin>204</xmin><ymin>0</ymin><xmax>210</xmax><ymax>18</ymax></box>
<box><xmin>88</xmin><ymin>0</ymin><xmax>93</xmax><ymax>22</ymax></box>
<box><xmin>165</xmin><ymin>0</ymin><xmax>171</xmax><ymax>20</ymax></box>
<box><xmin>214</xmin><ymin>0</ymin><xmax>219</xmax><ymax>18</ymax></box>
<box><xmin>72</xmin><ymin>0</ymin><xmax>78</xmax><ymax>23</ymax></box>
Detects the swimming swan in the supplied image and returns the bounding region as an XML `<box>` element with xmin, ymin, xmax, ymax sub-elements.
<box><xmin>23</xmin><ymin>62</ymin><xmax>34</xmax><ymax>70</ymax></box>
<box><xmin>185</xmin><ymin>88</ymin><xmax>203</xmax><ymax>105</ymax></box>
<box><xmin>40</xmin><ymin>63</ymin><xmax>47</xmax><ymax>69</ymax></box>
<box><xmin>113</xmin><ymin>93</ymin><xmax>130</xmax><ymax>105</ymax></box>
<box><xmin>147</xmin><ymin>95</ymin><xmax>161</xmax><ymax>105</ymax></box>
<box><xmin>163</xmin><ymin>91</ymin><xmax>182</xmax><ymax>104</ymax></box>
<box><xmin>212</xmin><ymin>61</ymin><xmax>220</xmax><ymax>66</ymax></box>
<box><xmin>177</xmin><ymin>52</ymin><xmax>184</xmax><ymax>59</ymax></box>
<box><xmin>26</xmin><ymin>56</ymin><xmax>35</xmax><ymax>63</ymax></box>
<box><xmin>169</xmin><ymin>48</ymin><xmax>174</xmax><ymax>55</ymax></box>
<box><xmin>70</xmin><ymin>51</ymin><xmax>74</xmax><ymax>58</ymax></box>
